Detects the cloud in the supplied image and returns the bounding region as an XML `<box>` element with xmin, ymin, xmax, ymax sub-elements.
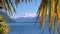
<box><xmin>11</xmin><ymin>13</ymin><xmax>36</xmax><ymax>18</ymax></box>
<box><xmin>25</xmin><ymin>13</ymin><xmax>36</xmax><ymax>18</ymax></box>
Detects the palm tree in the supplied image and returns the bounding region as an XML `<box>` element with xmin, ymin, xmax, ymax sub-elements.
<box><xmin>37</xmin><ymin>0</ymin><xmax>60</xmax><ymax>34</ymax></box>
<box><xmin>0</xmin><ymin>0</ymin><xmax>32</xmax><ymax>34</ymax></box>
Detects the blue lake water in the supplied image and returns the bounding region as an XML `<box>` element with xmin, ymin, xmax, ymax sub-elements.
<box><xmin>7</xmin><ymin>23</ymin><xmax>57</xmax><ymax>34</ymax></box>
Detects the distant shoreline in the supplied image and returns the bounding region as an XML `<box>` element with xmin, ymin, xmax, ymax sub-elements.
<box><xmin>7</xmin><ymin>23</ymin><xmax>39</xmax><ymax>25</ymax></box>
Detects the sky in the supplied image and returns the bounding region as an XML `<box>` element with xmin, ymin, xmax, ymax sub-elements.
<box><xmin>10</xmin><ymin>0</ymin><xmax>41</xmax><ymax>18</ymax></box>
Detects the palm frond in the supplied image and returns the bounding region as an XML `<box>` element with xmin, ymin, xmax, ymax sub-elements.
<box><xmin>37</xmin><ymin>0</ymin><xmax>60</xmax><ymax>34</ymax></box>
<box><xmin>0</xmin><ymin>0</ymin><xmax>32</xmax><ymax>15</ymax></box>
<box><xmin>37</xmin><ymin>0</ymin><xmax>48</xmax><ymax>33</ymax></box>
<box><xmin>57</xmin><ymin>0</ymin><xmax>60</xmax><ymax>34</ymax></box>
<box><xmin>5</xmin><ymin>0</ymin><xmax>12</xmax><ymax>15</ymax></box>
<box><xmin>9</xmin><ymin>0</ymin><xmax>16</xmax><ymax>12</ymax></box>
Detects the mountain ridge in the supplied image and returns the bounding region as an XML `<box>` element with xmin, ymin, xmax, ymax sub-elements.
<box><xmin>13</xmin><ymin>17</ymin><xmax>39</xmax><ymax>23</ymax></box>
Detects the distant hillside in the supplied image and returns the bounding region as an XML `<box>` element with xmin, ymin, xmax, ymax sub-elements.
<box><xmin>14</xmin><ymin>17</ymin><xmax>40</xmax><ymax>23</ymax></box>
<box><xmin>0</xmin><ymin>12</ymin><xmax>17</xmax><ymax>23</ymax></box>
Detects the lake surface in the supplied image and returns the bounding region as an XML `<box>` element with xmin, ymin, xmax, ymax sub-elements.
<box><xmin>7</xmin><ymin>23</ymin><xmax>57</xmax><ymax>34</ymax></box>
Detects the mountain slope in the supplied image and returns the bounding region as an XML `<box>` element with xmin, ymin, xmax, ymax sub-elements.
<box><xmin>0</xmin><ymin>12</ymin><xmax>17</xmax><ymax>23</ymax></box>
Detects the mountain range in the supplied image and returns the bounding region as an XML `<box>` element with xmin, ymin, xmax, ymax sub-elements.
<box><xmin>13</xmin><ymin>14</ymin><xmax>48</xmax><ymax>23</ymax></box>
<box><xmin>14</xmin><ymin>17</ymin><xmax>40</xmax><ymax>23</ymax></box>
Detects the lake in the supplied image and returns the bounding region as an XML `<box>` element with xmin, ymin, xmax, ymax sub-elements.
<box><xmin>7</xmin><ymin>23</ymin><xmax>57</xmax><ymax>34</ymax></box>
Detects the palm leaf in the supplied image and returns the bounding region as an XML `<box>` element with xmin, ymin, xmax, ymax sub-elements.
<box><xmin>37</xmin><ymin>0</ymin><xmax>48</xmax><ymax>33</ymax></box>
<box><xmin>9</xmin><ymin>0</ymin><xmax>16</xmax><ymax>13</ymax></box>
<box><xmin>56</xmin><ymin>0</ymin><xmax>60</xmax><ymax>34</ymax></box>
<box><xmin>37</xmin><ymin>0</ymin><xmax>60</xmax><ymax>34</ymax></box>
<box><xmin>0</xmin><ymin>0</ymin><xmax>32</xmax><ymax>15</ymax></box>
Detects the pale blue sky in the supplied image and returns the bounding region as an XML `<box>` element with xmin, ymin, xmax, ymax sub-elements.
<box><xmin>10</xmin><ymin>0</ymin><xmax>41</xmax><ymax>18</ymax></box>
